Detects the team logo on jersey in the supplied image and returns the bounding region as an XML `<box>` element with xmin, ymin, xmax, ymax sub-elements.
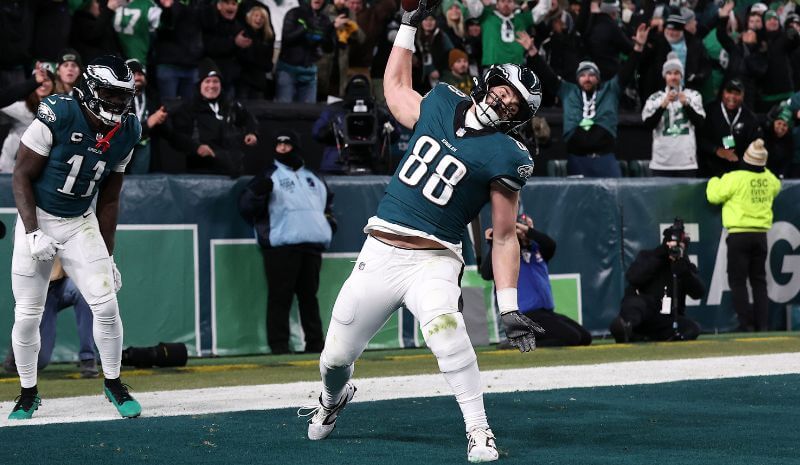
<box><xmin>306</xmin><ymin>177</ymin><xmax>316</xmax><ymax>188</ymax></box>
<box><xmin>517</xmin><ymin>164</ymin><xmax>534</xmax><ymax>179</ymax></box>
<box><xmin>37</xmin><ymin>102</ymin><xmax>56</xmax><ymax>123</ymax></box>
<box><xmin>279</xmin><ymin>178</ymin><xmax>295</xmax><ymax>190</ymax></box>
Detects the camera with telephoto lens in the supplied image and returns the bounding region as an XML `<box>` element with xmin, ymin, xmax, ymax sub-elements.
<box><xmin>664</xmin><ymin>218</ymin><xmax>688</xmax><ymax>259</ymax></box>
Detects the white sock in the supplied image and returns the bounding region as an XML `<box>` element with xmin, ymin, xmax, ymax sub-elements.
<box><xmin>442</xmin><ymin>360</ymin><xmax>490</xmax><ymax>432</ymax></box>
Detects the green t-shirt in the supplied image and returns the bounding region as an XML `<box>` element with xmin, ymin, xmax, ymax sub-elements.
<box><xmin>478</xmin><ymin>8</ymin><xmax>533</xmax><ymax>66</ymax></box>
<box><xmin>113</xmin><ymin>0</ymin><xmax>162</xmax><ymax>65</ymax></box>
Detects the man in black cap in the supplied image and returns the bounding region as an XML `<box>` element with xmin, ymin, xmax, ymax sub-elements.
<box><xmin>697</xmin><ymin>78</ymin><xmax>763</xmax><ymax>178</ymax></box>
<box><xmin>168</xmin><ymin>59</ymin><xmax>259</xmax><ymax>176</ymax></box>
<box><xmin>238</xmin><ymin>130</ymin><xmax>336</xmax><ymax>354</ymax></box>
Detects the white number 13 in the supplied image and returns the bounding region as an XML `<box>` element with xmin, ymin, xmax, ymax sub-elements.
<box><xmin>398</xmin><ymin>135</ymin><xmax>467</xmax><ymax>206</ymax></box>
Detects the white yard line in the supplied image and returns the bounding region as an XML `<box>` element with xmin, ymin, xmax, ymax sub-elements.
<box><xmin>1</xmin><ymin>352</ymin><xmax>798</xmax><ymax>428</ymax></box>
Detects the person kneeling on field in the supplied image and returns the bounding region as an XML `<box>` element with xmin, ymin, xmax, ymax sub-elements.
<box><xmin>610</xmin><ymin>219</ymin><xmax>706</xmax><ymax>342</ymax></box>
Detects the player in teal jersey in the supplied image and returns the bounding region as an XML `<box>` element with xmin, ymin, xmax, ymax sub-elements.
<box><xmin>8</xmin><ymin>56</ymin><xmax>143</xmax><ymax>420</ymax></box>
<box><xmin>301</xmin><ymin>0</ymin><xmax>544</xmax><ymax>461</ymax></box>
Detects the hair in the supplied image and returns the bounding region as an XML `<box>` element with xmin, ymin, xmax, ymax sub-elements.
<box><xmin>246</xmin><ymin>6</ymin><xmax>274</xmax><ymax>42</ymax></box>
<box><xmin>25</xmin><ymin>80</ymin><xmax>53</xmax><ymax>114</ymax></box>
<box><xmin>445</xmin><ymin>10</ymin><xmax>465</xmax><ymax>40</ymax></box>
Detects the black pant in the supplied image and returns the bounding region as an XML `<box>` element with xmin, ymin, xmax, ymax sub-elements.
<box><xmin>526</xmin><ymin>311</ymin><xmax>592</xmax><ymax>346</ymax></box>
<box><xmin>726</xmin><ymin>232</ymin><xmax>769</xmax><ymax>331</ymax></box>
<box><xmin>262</xmin><ymin>246</ymin><xmax>324</xmax><ymax>353</ymax></box>
<box><xmin>619</xmin><ymin>295</ymin><xmax>700</xmax><ymax>341</ymax></box>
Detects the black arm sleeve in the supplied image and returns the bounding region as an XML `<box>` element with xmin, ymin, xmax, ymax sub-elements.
<box><xmin>617</xmin><ymin>49</ymin><xmax>641</xmax><ymax>88</ymax></box>
<box><xmin>238</xmin><ymin>175</ymin><xmax>273</xmax><ymax>223</ymax></box>
<box><xmin>526</xmin><ymin>54</ymin><xmax>562</xmax><ymax>101</ymax></box>
<box><xmin>527</xmin><ymin>228</ymin><xmax>556</xmax><ymax>262</ymax></box>
<box><xmin>479</xmin><ymin>241</ymin><xmax>495</xmax><ymax>281</ymax></box>
<box><xmin>684</xmin><ymin>103</ymin><xmax>705</xmax><ymax>128</ymax></box>
<box><xmin>642</xmin><ymin>105</ymin><xmax>666</xmax><ymax>130</ymax></box>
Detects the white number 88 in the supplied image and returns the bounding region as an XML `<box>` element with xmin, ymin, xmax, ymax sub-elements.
<box><xmin>398</xmin><ymin>135</ymin><xmax>467</xmax><ymax>206</ymax></box>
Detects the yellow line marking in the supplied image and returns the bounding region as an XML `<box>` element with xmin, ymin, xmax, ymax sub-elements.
<box><xmin>285</xmin><ymin>360</ymin><xmax>322</xmax><ymax>367</ymax></box>
<box><xmin>384</xmin><ymin>354</ymin><xmax>435</xmax><ymax>361</ymax></box>
<box><xmin>177</xmin><ymin>364</ymin><xmax>261</xmax><ymax>373</ymax></box>
<box><xmin>735</xmin><ymin>337</ymin><xmax>798</xmax><ymax>342</ymax></box>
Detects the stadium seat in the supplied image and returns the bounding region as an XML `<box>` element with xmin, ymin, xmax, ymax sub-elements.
<box><xmin>618</xmin><ymin>160</ymin><xmax>629</xmax><ymax>177</ymax></box>
<box><xmin>546</xmin><ymin>159</ymin><xmax>568</xmax><ymax>177</ymax></box>
<box><xmin>628</xmin><ymin>160</ymin><xmax>652</xmax><ymax>177</ymax></box>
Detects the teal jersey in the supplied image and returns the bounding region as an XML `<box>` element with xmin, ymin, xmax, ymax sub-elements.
<box><xmin>377</xmin><ymin>84</ymin><xmax>533</xmax><ymax>244</ymax></box>
<box><xmin>32</xmin><ymin>94</ymin><xmax>141</xmax><ymax>217</ymax></box>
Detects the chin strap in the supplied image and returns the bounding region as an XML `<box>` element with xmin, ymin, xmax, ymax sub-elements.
<box><xmin>95</xmin><ymin>121</ymin><xmax>122</xmax><ymax>153</ymax></box>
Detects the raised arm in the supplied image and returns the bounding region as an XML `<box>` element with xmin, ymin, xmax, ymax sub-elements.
<box><xmin>383</xmin><ymin>0</ymin><xmax>441</xmax><ymax>129</ymax></box>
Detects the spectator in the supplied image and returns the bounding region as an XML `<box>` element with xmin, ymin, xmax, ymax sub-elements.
<box><xmin>582</xmin><ymin>0</ymin><xmax>634</xmax><ymax>80</ymax></box>
<box><xmin>237</xmin><ymin>4</ymin><xmax>277</xmax><ymax>99</ymax></box>
<box><xmin>525</xmin><ymin>24</ymin><xmax>648</xmax><ymax>177</ymax></box>
<box><xmin>537</xmin><ymin>10</ymin><xmax>582</xmax><ymax>90</ymax></box>
<box><xmin>126</xmin><ymin>59</ymin><xmax>167</xmax><ymax>174</ymax></box>
<box><xmin>54</xmin><ymin>49</ymin><xmax>82</xmax><ymax>96</ymax></box>
<box><xmin>2</xmin><ymin>259</ymin><xmax>99</xmax><ymax>379</ymax></box>
<box><xmin>202</xmin><ymin>0</ymin><xmax>249</xmax><ymax>99</ymax></box>
<box><xmin>698</xmin><ymin>78</ymin><xmax>762</xmax><ymax>178</ymax></box>
<box><xmin>260</xmin><ymin>0</ymin><xmax>300</xmax><ymax>54</ymax></box>
<box><xmin>609</xmin><ymin>219</ymin><xmax>706</xmax><ymax>342</ymax></box>
<box><xmin>349</xmin><ymin>0</ymin><xmax>397</xmax><ymax>100</ymax></box>
<box><xmin>440</xmin><ymin>48</ymin><xmax>473</xmax><ymax>94</ymax></box>
<box><xmin>755</xmin><ymin>9</ymin><xmax>800</xmax><ymax>113</ymax></box>
<box><xmin>481</xmin><ymin>215</ymin><xmax>592</xmax><ymax>347</ymax></box>
<box><xmin>786</xmin><ymin>14</ymin><xmax>800</xmax><ymax>92</ymax></box>
<box><xmin>275</xmin><ymin>0</ymin><xmax>335</xmax><ymax>103</ymax></box>
<box><xmin>714</xmin><ymin>1</ymin><xmax>767</xmax><ymax>110</ymax></box>
<box><xmin>789</xmin><ymin>90</ymin><xmax>800</xmax><ymax>178</ymax></box>
<box><xmin>463</xmin><ymin>17</ymin><xmax>483</xmax><ymax>77</ymax></box>
<box><xmin>706</xmin><ymin>139</ymin><xmax>781</xmax><ymax>332</ymax></box>
<box><xmin>238</xmin><ymin>130</ymin><xmax>335</xmax><ymax>354</ymax></box>
<box><xmin>639</xmin><ymin>12</ymin><xmax>712</xmax><ymax>105</ymax></box>
<box><xmin>169</xmin><ymin>60</ymin><xmax>259</xmax><ymax>176</ymax></box>
<box><xmin>0</xmin><ymin>0</ymin><xmax>33</xmax><ymax>87</ymax></box>
<box><xmin>641</xmin><ymin>52</ymin><xmax>705</xmax><ymax>177</ymax></box>
<box><xmin>413</xmin><ymin>13</ymin><xmax>453</xmax><ymax>93</ymax></box>
<box><xmin>0</xmin><ymin>68</ymin><xmax>54</xmax><ymax>173</ymax></box>
<box><xmin>464</xmin><ymin>0</ymin><xmax>554</xmax><ymax>67</ymax></box>
<box><xmin>762</xmin><ymin>102</ymin><xmax>794</xmax><ymax>178</ymax></box>
<box><xmin>113</xmin><ymin>0</ymin><xmax>164</xmax><ymax>65</ymax></box>
<box><xmin>439</xmin><ymin>0</ymin><xmax>469</xmax><ymax>51</ymax></box>
<box><xmin>70</xmin><ymin>0</ymin><xmax>123</xmax><ymax>63</ymax></box>
<box><xmin>154</xmin><ymin>0</ymin><xmax>204</xmax><ymax>101</ymax></box>
<box><xmin>318</xmin><ymin>0</ymin><xmax>364</xmax><ymax>98</ymax></box>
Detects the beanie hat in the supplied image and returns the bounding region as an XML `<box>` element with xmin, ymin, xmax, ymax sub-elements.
<box><xmin>662</xmin><ymin>52</ymin><xmax>684</xmax><ymax>77</ymax></box>
<box><xmin>743</xmin><ymin>138</ymin><xmax>768</xmax><ymax>167</ymax></box>
<box><xmin>680</xmin><ymin>6</ymin><xmax>695</xmax><ymax>23</ymax></box>
<box><xmin>665</xmin><ymin>13</ymin><xmax>686</xmax><ymax>30</ymax></box>
<box><xmin>275</xmin><ymin>129</ymin><xmax>299</xmax><ymax>148</ymax></box>
<box><xmin>441</xmin><ymin>0</ymin><xmax>468</xmax><ymax>18</ymax></box>
<box><xmin>786</xmin><ymin>13</ymin><xmax>800</xmax><ymax>28</ymax></box>
<box><xmin>198</xmin><ymin>58</ymin><xmax>222</xmax><ymax>83</ymax></box>
<box><xmin>763</xmin><ymin>10</ymin><xmax>778</xmax><ymax>21</ymax></box>
<box><xmin>576</xmin><ymin>61</ymin><xmax>600</xmax><ymax>80</ymax></box>
<box><xmin>57</xmin><ymin>48</ymin><xmax>82</xmax><ymax>68</ymax></box>
<box><xmin>448</xmin><ymin>48</ymin><xmax>468</xmax><ymax>69</ymax></box>
<box><xmin>125</xmin><ymin>58</ymin><xmax>146</xmax><ymax>76</ymax></box>
<box><xmin>599</xmin><ymin>0</ymin><xmax>620</xmax><ymax>15</ymax></box>
<box><xmin>749</xmin><ymin>2</ymin><xmax>768</xmax><ymax>15</ymax></box>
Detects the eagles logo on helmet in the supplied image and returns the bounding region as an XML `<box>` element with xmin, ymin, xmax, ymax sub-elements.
<box><xmin>75</xmin><ymin>55</ymin><xmax>136</xmax><ymax>127</ymax></box>
<box><xmin>470</xmin><ymin>63</ymin><xmax>542</xmax><ymax>134</ymax></box>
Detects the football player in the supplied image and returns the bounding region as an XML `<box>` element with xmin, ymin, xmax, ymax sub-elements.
<box><xmin>8</xmin><ymin>55</ymin><xmax>142</xmax><ymax>420</ymax></box>
<box><xmin>300</xmin><ymin>0</ymin><xmax>544</xmax><ymax>460</ymax></box>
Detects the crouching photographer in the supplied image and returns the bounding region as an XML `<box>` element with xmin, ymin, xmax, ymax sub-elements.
<box><xmin>313</xmin><ymin>74</ymin><xmax>397</xmax><ymax>174</ymax></box>
<box><xmin>610</xmin><ymin>219</ymin><xmax>706</xmax><ymax>343</ymax></box>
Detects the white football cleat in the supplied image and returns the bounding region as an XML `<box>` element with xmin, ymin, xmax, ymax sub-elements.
<box><xmin>467</xmin><ymin>427</ymin><xmax>499</xmax><ymax>463</ymax></box>
<box><xmin>299</xmin><ymin>383</ymin><xmax>357</xmax><ymax>440</ymax></box>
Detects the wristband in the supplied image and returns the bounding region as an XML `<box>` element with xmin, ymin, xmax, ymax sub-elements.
<box><xmin>394</xmin><ymin>24</ymin><xmax>417</xmax><ymax>52</ymax></box>
<box><xmin>496</xmin><ymin>288</ymin><xmax>519</xmax><ymax>314</ymax></box>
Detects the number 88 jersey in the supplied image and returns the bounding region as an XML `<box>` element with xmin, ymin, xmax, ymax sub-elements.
<box><xmin>23</xmin><ymin>94</ymin><xmax>141</xmax><ymax>217</ymax></box>
<box><xmin>376</xmin><ymin>84</ymin><xmax>534</xmax><ymax>245</ymax></box>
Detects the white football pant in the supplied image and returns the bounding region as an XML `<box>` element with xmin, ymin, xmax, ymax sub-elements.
<box><xmin>320</xmin><ymin>236</ymin><xmax>489</xmax><ymax>432</ymax></box>
<box><xmin>11</xmin><ymin>208</ymin><xmax>123</xmax><ymax>388</ymax></box>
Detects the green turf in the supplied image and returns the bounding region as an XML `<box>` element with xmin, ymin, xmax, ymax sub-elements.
<box><xmin>0</xmin><ymin>374</ymin><xmax>797</xmax><ymax>465</ymax></box>
<box><xmin>1</xmin><ymin>332</ymin><xmax>798</xmax><ymax>400</ymax></box>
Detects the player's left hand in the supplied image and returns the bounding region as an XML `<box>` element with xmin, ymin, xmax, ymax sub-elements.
<box><xmin>402</xmin><ymin>0</ymin><xmax>442</xmax><ymax>27</ymax></box>
<box><xmin>110</xmin><ymin>256</ymin><xmax>122</xmax><ymax>293</ymax></box>
<box><xmin>500</xmin><ymin>311</ymin><xmax>545</xmax><ymax>353</ymax></box>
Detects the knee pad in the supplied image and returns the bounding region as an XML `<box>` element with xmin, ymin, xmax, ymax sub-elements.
<box><xmin>421</xmin><ymin>313</ymin><xmax>476</xmax><ymax>373</ymax></box>
<box><xmin>11</xmin><ymin>316</ymin><xmax>41</xmax><ymax>347</ymax></box>
<box><xmin>89</xmin><ymin>297</ymin><xmax>120</xmax><ymax>325</ymax></box>
<box><xmin>320</xmin><ymin>340</ymin><xmax>358</xmax><ymax>370</ymax></box>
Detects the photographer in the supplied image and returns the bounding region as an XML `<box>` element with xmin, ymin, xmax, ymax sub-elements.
<box><xmin>481</xmin><ymin>215</ymin><xmax>591</xmax><ymax>347</ymax></box>
<box><xmin>312</xmin><ymin>74</ymin><xmax>396</xmax><ymax>174</ymax></box>
<box><xmin>609</xmin><ymin>220</ymin><xmax>706</xmax><ymax>343</ymax></box>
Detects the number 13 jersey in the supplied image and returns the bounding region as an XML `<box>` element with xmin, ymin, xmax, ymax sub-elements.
<box><xmin>371</xmin><ymin>84</ymin><xmax>534</xmax><ymax>247</ymax></box>
<box><xmin>21</xmin><ymin>94</ymin><xmax>141</xmax><ymax>217</ymax></box>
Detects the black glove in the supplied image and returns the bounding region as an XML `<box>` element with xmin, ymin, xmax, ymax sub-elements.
<box><xmin>670</xmin><ymin>256</ymin><xmax>690</xmax><ymax>275</ymax></box>
<box><xmin>402</xmin><ymin>0</ymin><xmax>442</xmax><ymax>27</ymax></box>
<box><xmin>500</xmin><ymin>311</ymin><xmax>545</xmax><ymax>353</ymax></box>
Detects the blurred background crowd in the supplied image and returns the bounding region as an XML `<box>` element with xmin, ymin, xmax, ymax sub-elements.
<box><xmin>0</xmin><ymin>0</ymin><xmax>798</xmax><ymax>178</ymax></box>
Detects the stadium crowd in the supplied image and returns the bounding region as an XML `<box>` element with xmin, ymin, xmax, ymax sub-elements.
<box><xmin>0</xmin><ymin>0</ymin><xmax>798</xmax><ymax>177</ymax></box>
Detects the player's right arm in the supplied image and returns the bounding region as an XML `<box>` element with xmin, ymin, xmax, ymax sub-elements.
<box><xmin>383</xmin><ymin>0</ymin><xmax>441</xmax><ymax>129</ymax></box>
<box><xmin>12</xmin><ymin>143</ymin><xmax>47</xmax><ymax>233</ymax></box>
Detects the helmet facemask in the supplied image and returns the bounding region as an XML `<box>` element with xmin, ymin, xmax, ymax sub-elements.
<box><xmin>76</xmin><ymin>61</ymin><xmax>136</xmax><ymax>127</ymax></box>
<box><xmin>470</xmin><ymin>64</ymin><xmax>541</xmax><ymax>134</ymax></box>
